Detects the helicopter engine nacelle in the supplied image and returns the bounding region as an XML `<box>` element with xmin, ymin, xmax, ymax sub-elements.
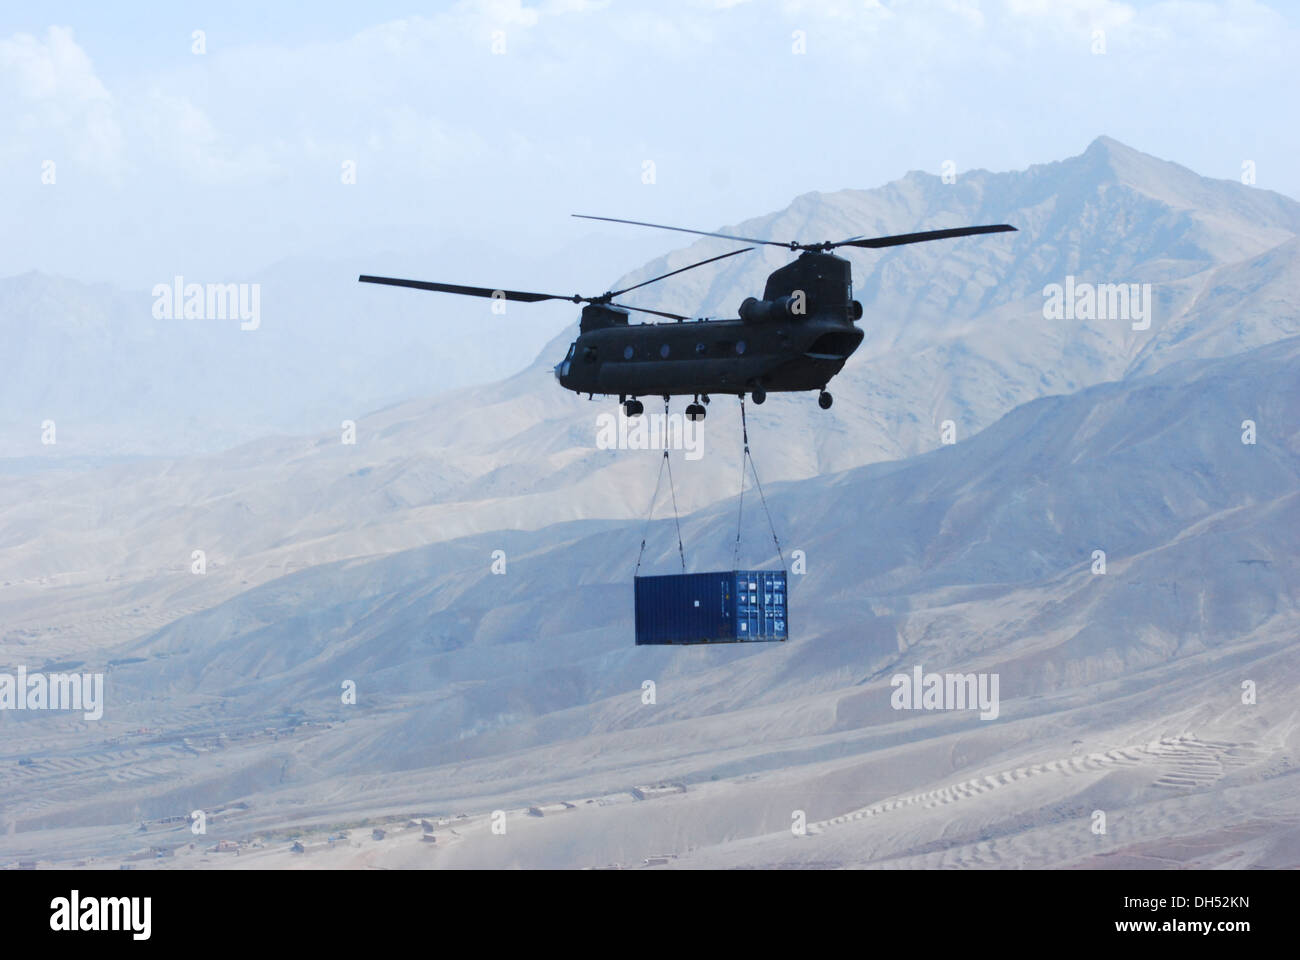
<box><xmin>738</xmin><ymin>295</ymin><xmax>798</xmax><ymax>324</ymax></box>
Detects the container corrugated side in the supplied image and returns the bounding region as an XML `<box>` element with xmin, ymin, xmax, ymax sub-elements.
<box><xmin>635</xmin><ymin>570</ymin><xmax>786</xmax><ymax>645</ymax></box>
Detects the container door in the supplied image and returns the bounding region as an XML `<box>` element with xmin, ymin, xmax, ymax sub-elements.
<box><xmin>735</xmin><ymin>575</ymin><xmax>760</xmax><ymax>639</ymax></box>
<box><xmin>771</xmin><ymin>572</ymin><xmax>787</xmax><ymax>638</ymax></box>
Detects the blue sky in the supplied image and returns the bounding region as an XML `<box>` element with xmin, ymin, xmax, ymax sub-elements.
<box><xmin>3</xmin><ymin>0</ymin><xmax>1297</xmax><ymax>289</ymax></box>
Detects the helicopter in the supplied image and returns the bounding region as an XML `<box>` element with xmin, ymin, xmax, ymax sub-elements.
<box><xmin>359</xmin><ymin>214</ymin><xmax>1016</xmax><ymax>421</ymax></box>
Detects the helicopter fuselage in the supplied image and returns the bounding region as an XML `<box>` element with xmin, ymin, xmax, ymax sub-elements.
<box><xmin>554</xmin><ymin>250</ymin><xmax>864</xmax><ymax>399</ymax></box>
<box><xmin>555</xmin><ymin>314</ymin><xmax>863</xmax><ymax>397</ymax></box>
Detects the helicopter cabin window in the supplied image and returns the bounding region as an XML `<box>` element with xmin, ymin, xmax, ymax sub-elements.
<box><xmin>659</xmin><ymin>344</ymin><xmax>670</xmax><ymax>358</ymax></box>
<box><xmin>695</xmin><ymin>342</ymin><xmax>706</xmax><ymax>354</ymax></box>
<box><xmin>623</xmin><ymin>345</ymin><xmax>634</xmax><ymax>360</ymax></box>
<box><xmin>735</xmin><ymin>340</ymin><xmax>746</xmax><ymax>355</ymax></box>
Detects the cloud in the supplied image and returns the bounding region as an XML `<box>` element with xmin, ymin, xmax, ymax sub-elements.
<box><xmin>0</xmin><ymin>24</ymin><xmax>108</xmax><ymax>101</ymax></box>
<box><xmin>0</xmin><ymin>26</ymin><xmax>123</xmax><ymax>174</ymax></box>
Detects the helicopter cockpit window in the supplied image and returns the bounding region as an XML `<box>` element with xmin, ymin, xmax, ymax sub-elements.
<box><xmin>623</xmin><ymin>345</ymin><xmax>634</xmax><ymax>360</ymax></box>
<box><xmin>566</xmin><ymin>342</ymin><xmax>576</xmax><ymax>360</ymax></box>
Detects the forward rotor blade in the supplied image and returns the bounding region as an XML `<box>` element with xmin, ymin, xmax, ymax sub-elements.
<box><xmin>573</xmin><ymin>214</ymin><xmax>787</xmax><ymax>248</ymax></box>
<box><xmin>358</xmin><ymin>275</ymin><xmax>577</xmax><ymax>303</ymax></box>
<box><xmin>835</xmin><ymin>224</ymin><xmax>1017</xmax><ymax>249</ymax></box>
<box><xmin>607</xmin><ymin>246</ymin><xmax>754</xmax><ymax>298</ymax></box>
<box><xmin>357</xmin><ymin>275</ymin><xmax>688</xmax><ymax>319</ymax></box>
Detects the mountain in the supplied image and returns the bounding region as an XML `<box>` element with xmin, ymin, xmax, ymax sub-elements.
<box><xmin>2</xmin><ymin>137</ymin><xmax>1297</xmax><ymax>660</ymax></box>
<box><xmin>4</xmin><ymin>334</ymin><xmax>1298</xmax><ymax>868</ymax></box>
<box><xmin>108</xmin><ymin>334</ymin><xmax>1300</xmax><ymax>713</ymax></box>
<box><xmin>0</xmin><ymin>229</ymin><xmax>669</xmax><ymax>458</ymax></box>
<box><xmin>2</xmin><ymin>137</ymin><xmax>1299</xmax><ymax>868</ymax></box>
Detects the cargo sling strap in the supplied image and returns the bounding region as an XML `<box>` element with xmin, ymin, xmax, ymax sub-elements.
<box><xmin>634</xmin><ymin>400</ymin><xmax>688</xmax><ymax>576</ymax></box>
<box><xmin>733</xmin><ymin>398</ymin><xmax>786</xmax><ymax>572</ymax></box>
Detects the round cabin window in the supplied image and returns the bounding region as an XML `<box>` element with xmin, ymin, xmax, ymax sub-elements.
<box><xmin>736</xmin><ymin>340</ymin><xmax>746</xmax><ymax>355</ymax></box>
<box><xmin>695</xmin><ymin>342</ymin><xmax>706</xmax><ymax>354</ymax></box>
<box><xmin>623</xmin><ymin>345</ymin><xmax>634</xmax><ymax>360</ymax></box>
<box><xmin>660</xmin><ymin>344</ymin><xmax>670</xmax><ymax>358</ymax></box>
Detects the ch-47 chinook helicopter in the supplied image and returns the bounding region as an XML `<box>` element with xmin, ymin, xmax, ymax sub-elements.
<box><xmin>359</xmin><ymin>214</ymin><xmax>1016</xmax><ymax>421</ymax></box>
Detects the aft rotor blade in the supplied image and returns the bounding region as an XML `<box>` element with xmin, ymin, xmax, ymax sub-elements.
<box><xmin>835</xmin><ymin>224</ymin><xmax>1017</xmax><ymax>249</ymax></box>
<box><xmin>358</xmin><ymin>275</ymin><xmax>577</xmax><ymax>303</ymax></box>
<box><xmin>607</xmin><ymin>246</ymin><xmax>754</xmax><ymax>298</ymax></box>
<box><xmin>615</xmin><ymin>303</ymin><xmax>690</xmax><ymax>321</ymax></box>
<box><xmin>573</xmin><ymin>214</ymin><xmax>787</xmax><ymax>248</ymax></box>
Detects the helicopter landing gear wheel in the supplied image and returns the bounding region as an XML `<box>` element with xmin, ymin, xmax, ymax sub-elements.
<box><xmin>685</xmin><ymin>403</ymin><xmax>706</xmax><ymax>422</ymax></box>
<box><xmin>624</xmin><ymin>399</ymin><xmax>644</xmax><ymax>417</ymax></box>
<box><xmin>751</xmin><ymin>387</ymin><xmax>767</xmax><ymax>405</ymax></box>
<box><xmin>818</xmin><ymin>390</ymin><xmax>833</xmax><ymax>410</ymax></box>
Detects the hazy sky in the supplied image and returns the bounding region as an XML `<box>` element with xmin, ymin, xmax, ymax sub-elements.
<box><xmin>3</xmin><ymin>0</ymin><xmax>1297</xmax><ymax>291</ymax></box>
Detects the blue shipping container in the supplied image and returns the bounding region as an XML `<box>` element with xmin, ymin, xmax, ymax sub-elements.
<box><xmin>634</xmin><ymin>570</ymin><xmax>788</xmax><ymax>645</ymax></box>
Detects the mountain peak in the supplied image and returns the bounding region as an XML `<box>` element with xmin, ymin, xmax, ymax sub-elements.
<box><xmin>1084</xmin><ymin>134</ymin><xmax>1137</xmax><ymax>156</ymax></box>
<box><xmin>1057</xmin><ymin>135</ymin><xmax>1300</xmax><ymax>237</ymax></box>
<box><xmin>1078</xmin><ymin>134</ymin><xmax>1174</xmax><ymax>183</ymax></box>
